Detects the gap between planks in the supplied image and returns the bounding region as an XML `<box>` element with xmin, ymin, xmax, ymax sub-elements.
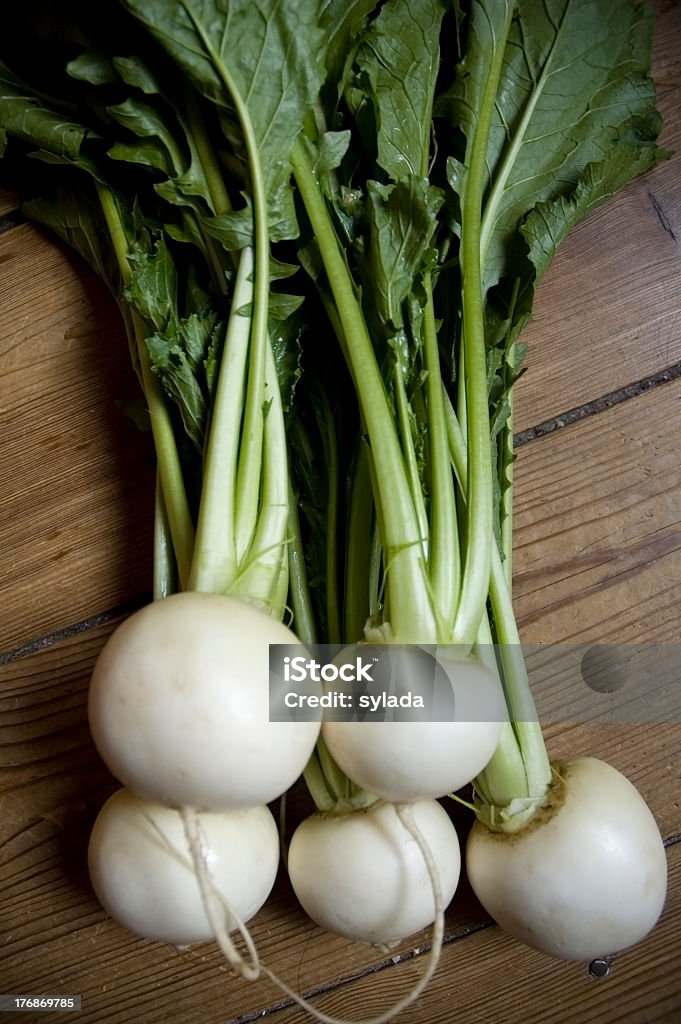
<box><xmin>0</xmin><ymin>597</ymin><xmax>149</xmax><ymax>667</ymax></box>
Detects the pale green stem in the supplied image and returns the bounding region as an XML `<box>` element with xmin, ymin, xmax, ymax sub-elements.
<box><xmin>153</xmin><ymin>470</ymin><xmax>177</xmax><ymax>600</ymax></box>
<box><xmin>452</xmin><ymin>2</ymin><xmax>515</xmax><ymax>647</ymax></box>
<box><xmin>393</xmin><ymin>358</ymin><xmax>429</xmax><ymax>561</ymax></box>
<box><xmin>189</xmin><ymin>248</ymin><xmax>253</xmax><ymax>592</ymax></box>
<box><xmin>231</xmin><ymin>339</ymin><xmax>290</xmax><ymax>617</ymax></box>
<box><xmin>344</xmin><ymin>442</ymin><xmax>374</xmax><ymax>645</ymax></box>
<box><xmin>318</xmin><ymin>394</ymin><xmax>342</xmax><ymax>645</ymax></box>
<box><xmin>444</xmin><ymin>386</ymin><xmax>551</xmax><ymax>805</ymax></box>
<box><xmin>180</xmin><ymin>2</ymin><xmax>274</xmax><ymax>567</ymax></box>
<box><xmin>287</xmin><ymin>480</ymin><xmax>318</xmax><ymax>646</ymax></box>
<box><xmin>422</xmin><ymin>272</ymin><xmax>459</xmax><ymax>638</ymax></box>
<box><xmin>473</xmin><ymin>613</ymin><xmax>529</xmax><ymax>805</ymax></box>
<box><xmin>291</xmin><ymin>139</ymin><xmax>436</xmax><ymax>643</ymax></box>
<box><xmin>303</xmin><ymin>754</ymin><xmax>336</xmax><ymax>813</ymax></box>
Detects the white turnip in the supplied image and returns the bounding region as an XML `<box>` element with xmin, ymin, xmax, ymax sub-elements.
<box><xmin>322</xmin><ymin>652</ymin><xmax>506</xmax><ymax>803</ymax></box>
<box><xmin>88</xmin><ymin>788</ymin><xmax>280</xmax><ymax>948</ymax></box>
<box><xmin>287</xmin><ymin>798</ymin><xmax>461</xmax><ymax>947</ymax></box>
<box><xmin>466</xmin><ymin>757</ymin><xmax>668</xmax><ymax>961</ymax></box>
<box><xmin>88</xmin><ymin>592</ymin><xmax>321</xmax><ymax>810</ymax></box>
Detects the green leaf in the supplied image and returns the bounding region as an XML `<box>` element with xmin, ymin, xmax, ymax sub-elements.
<box><xmin>109</xmin><ymin>138</ymin><xmax>174</xmax><ymax>175</ymax></box>
<box><xmin>316</xmin><ymin>130</ymin><xmax>352</xmax><ymax>175</ymax></box>
<box><xmin>113</xmin><ymin>55</ymin><xmax>164</xmax><ymax>95</ymax></box>
<box><xmin>203</xmin><ymin>204</ymin><xmax>254</xmax><ymax>249</ymax></box>
<box><xmin>146</xmin><ymin>309</ymin><xmax>222</xmax><ymax>451</ymax></box>
<box><xmin>121</xmin><ymin>0</ymin><xmax>326</xmax><ymax>239</ymax></box>
<box><xmin>522</xmin><ymin>137</ymin><xmax>667</xmax><ymax>285</ymax></box>
<box><xmin>69</xmin><ymin>46</ymin><xmax>233</xmax><ymax>230</ymax></box>
<box><xmin>319</xmin><ymin>0</ymin><xmax>380</xmax><ymax>97</ymax></box>
<box><xmin>108</xmin><ymin>97</ymin><xmax>177</xmax><ymax>149</ymax></box>
<box><xmin>0</xmin><ymin>62</ymin><xmax>90</xmax><ymax>160</ymax></box>
<box><xmin>67</xmin><ymin>51</ymin><xmax>119</xmax><ymax>86</ymax></box>
<box><xmin>365</xmin><ymin>176</ymin><xmax>443</xmax><ymax>333</ymax></box>
<box><xmin>268</xmin><ymin>291</ymin><xmax>305</xmax><ymax>323</ymax></box>
<box><xmin>129</xmin><ymin>231</ymin><xmax>224</xmax><ymax>453</ymax></box>
<box><xmin>440</xmin><ymin>0</ymin><xmax>664</xmax><ymax>291</ymax></box>
<box><xmin>23</xmin><ymin>186</ymin><xmax>121</xmax><ymax>292</ymax></box>
<box><xmin>126</xmin><ymin>236</ymin><xmax>179</xmax><ymax>332</ymax></box>
<box><xmin>353</xmin><ymin>0</ymin><xmax>446</xmax><ymax>181</ymax></box>
<box><xmin>271</xmin><ymin>312</ymin><xmax>304</xmax><ymax>415</ymax></box>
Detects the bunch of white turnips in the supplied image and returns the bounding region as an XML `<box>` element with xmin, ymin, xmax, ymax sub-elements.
<box><xmin>87</xmin><ymin>592</ymin><xmax>321</xmax><ymax>953</ymax></box>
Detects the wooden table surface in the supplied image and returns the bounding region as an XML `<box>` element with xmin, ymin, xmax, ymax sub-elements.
<box><xmin>1</xmin><ymin>3</ymin><xmax>680</xmax><ymax>1022</ymax></box>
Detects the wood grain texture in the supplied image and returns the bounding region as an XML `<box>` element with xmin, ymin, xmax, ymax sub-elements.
<box><xmin>513</xmin><ymin>379</ymin><xmax>681</xmax><ymax>643</ymax></box>
<box><xmin>0</xmin><ymin>225</ymin><xmax>155</xmax><ymax>654</ymax></box>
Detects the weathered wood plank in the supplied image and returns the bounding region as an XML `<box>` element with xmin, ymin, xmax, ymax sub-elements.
<box><xmin>0</xmin><ymin>224</ymin><xmax>155</xmax><ymax>654</ymax></box>
<box><xmin>513</xmin><ymin>379</ymin><xmax>681</xmax><ymax>643</ymax></box>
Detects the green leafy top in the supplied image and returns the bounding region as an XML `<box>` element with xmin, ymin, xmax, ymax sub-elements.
<box><xmin>441</xmin><ymin>0</ymin><xmax>664</xmax><ymax>291</ymax></box>
<box><xmin>121</xmin><ymin>0</ymin><xmax>325</xmax><ymax>241</ymax></box>
<box><xmin>0</xmin><ymin>0</ymin><xmax>668</xmax><ymax>813</ymax></box>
